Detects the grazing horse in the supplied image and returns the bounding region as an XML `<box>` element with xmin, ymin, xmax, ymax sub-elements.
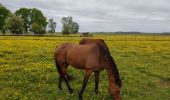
<box><xmin>79</xmin><ymin>38</ymin><xmax>122</xmax><ymax>88</ymax></box>
<box><xmin>54</xmin><ymin>42</ymin><xmax>121</xmax><ymax>100</ymax></box>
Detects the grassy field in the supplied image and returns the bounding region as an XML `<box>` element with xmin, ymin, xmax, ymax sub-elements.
<box><xmin>0</xmin><ymin>35</ymin><xmax>170</xmax><ymax>100</ymax></box>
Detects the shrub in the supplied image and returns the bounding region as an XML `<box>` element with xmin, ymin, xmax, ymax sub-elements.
<box><xmin>5</xmin><ymin>15</ymin><xmax>24</xmax><ymax>35</ymax></box>
<box><xmin>31</xmin><ymin>23</ymin><xmax>45</xmax><ymax>34</ymax></box>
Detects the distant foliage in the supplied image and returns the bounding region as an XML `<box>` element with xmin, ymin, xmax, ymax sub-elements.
<box><xmin>15</xmin><ymin>8</ymin><xmax>47</xmax><ymax>34</ymax></box>
<box><xmin>1</xmin><ymin>4</ymin><xmax>82</xmax><ymax>35</ymax></box>
<box><xmin>48</xmin><ymin>18</ymin><xmax>56</xmax><ymax>33</ymax></box>
<box><xmin>71</xmin><ymin>21</ymin><xmax>79</xmax><ymax>34</ymax></box>
<box><xmin>5</xmin><ymin>15</ymin><xmax>24</xmax><ymax>35</ymax></box>
<box><xmin>62</xmin><ymin>16</ymin><xmax>79</xmax><ymax>35</ymax></box>
<box><xmin>31</xmin><ymin>23</ymin><xmax>45</xmax><ymax>34</ymax></box>
<box><xmin>0</xmin><ymin>4</ymin><xmax>10</xmax><ymax>32</ymax></box>
<box><xmin>15</xmin><ymin>8</ymin><xmax>31</xmax><ymax>33</ymax></box>
<box><xmin>62</xmin><ymin>16</ymin><xmax>72</xmax><ymax>35</ymax></box>
<box><xmin>30</xmin><ymin>8</ymin><xmax>47</xmax><ymax>28</ymax></box>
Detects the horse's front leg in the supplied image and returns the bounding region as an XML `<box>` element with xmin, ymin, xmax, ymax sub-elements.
<box><xmin>95</xmin><ymin>71</ymin><xmax>100</xmax><ymax>94</ymax></box>
<box><xmin>58</xmin><ymin>76</ymin><xmax>62</xmax><ymax>90</ymax></box>
<box><xmin>78</xmin><ymin>70</ymin><xmax>92</xmax><ymax>100</ymax></box>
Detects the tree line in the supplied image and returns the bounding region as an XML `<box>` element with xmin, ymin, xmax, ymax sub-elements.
<box><xmin>0</xmin><ymin>4</ymin><xmax>79</xmax><ymax>35</ymax></box>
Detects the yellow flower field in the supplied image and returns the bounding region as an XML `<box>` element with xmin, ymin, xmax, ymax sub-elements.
<box><xmin>0</xmin><ymin>35</ymin><xmax>170</xmax><ymax>100</ymax></box>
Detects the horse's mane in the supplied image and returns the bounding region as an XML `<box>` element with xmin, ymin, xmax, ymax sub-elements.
<box><xmin>109</xmin><ymin>56</ymin><xmax>122</xmax><ymax>87</ymax></box>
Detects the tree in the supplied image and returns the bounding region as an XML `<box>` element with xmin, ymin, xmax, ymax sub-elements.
<box><xmin>48</xmin><ymin>18</ymin><xmax>56</xmax><ymax>33</ymax></box>
<box><xmin>15</xmin><ymin>8</ymin><xmax>31</xmax><ymax>34</ymax></box>
<box><xmin>61</xmin><ymin>16</ymin><xmax>79</xmax><ymax>35</ymax></box>
<box><xmin>62</xmin><ymin>16</ymin><xmax>72</xmax><ymax>35</ymax></box>
<box><xmin>0</xmin><ymin>4</ymin><xmax>10</xmax><ymax>32</ymax></box>
<box><xmin>30</xmin><ymin>8</ymin><xmax>47</xmax><ymax>28</ymax></box>
<box><xmin>15</xmin><ymin>8</ymin><xmax>47</xmax><ymax>34</ymax></box>
<box><xmin>71</xmin><ymin>21</ymin><xmax>79</xmax><ymax>34</ymax></box>
<box><xmin>31</xmin><ymin>23</ymin><xmax>45</xmax><ymax>34</ymax></box>
<box><xmin>5</xmin><ymin>15</ymin><xmax>24</xmax><ymax>35</ymax></box>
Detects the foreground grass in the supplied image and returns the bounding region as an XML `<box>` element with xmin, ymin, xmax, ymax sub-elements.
<box><xmin>0</xmin><ymin>35</ymin><xmax>170</xmax><ymax>100</ymax></box>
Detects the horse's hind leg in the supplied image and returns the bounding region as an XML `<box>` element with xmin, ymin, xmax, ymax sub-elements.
<box><xmin>55</xmin><ymin>60</ymin><xmax>63</xmax><ymax>90</ymax></box>
<box><xmin>79</xmin><ymin>70</ymin><xmax>92</xmax><ymax>100</ymax></box>
<box><xmin>58</xmin><ymin>67</ymin><xmax>68</xmax><ymax>90</ymax></box>
<box><xmin>95</xmin><ymin>71</ymin><xmax>100</xmax><ymax>94</ymax></box>
<box><xmin>55</xmin><ymin>60</ymin><xmax>73</xmax><ymax>93</ymax></box>
<box><xmin>61</xmin><ymin>64</ymin><xmax>73</xmax><ymax>93</ymax></box>
<box><xmin>58</xmin><ymin>76</ymin><xmax>62</xmax><ymax>90</ymax></box>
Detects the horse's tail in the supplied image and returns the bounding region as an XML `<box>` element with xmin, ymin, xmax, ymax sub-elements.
<box><xmin>54</xmin><ymin>52</ymin><xmax>63</xmax><ymax>78</ymax></box>
<box><xmin>54</xmin><ymin>51</ymin><xmax>73</xmax><ymax>80</ymax></box>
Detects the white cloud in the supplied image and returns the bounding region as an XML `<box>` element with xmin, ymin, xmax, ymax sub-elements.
<box><xmin>1</xmin><ymin>0</ymin><xmax>170</xmax><ymax>32</ymax></box>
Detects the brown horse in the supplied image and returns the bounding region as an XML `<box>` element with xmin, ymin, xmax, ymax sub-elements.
<box><xmin>54</xmin><ymin>42</ymin><xmax>121</xmax><ymax>100</ymax></box>
<box><xmin>79</xmin><ymin>38</ymin><xmax>122</xmax><ymax>88</ymax></box>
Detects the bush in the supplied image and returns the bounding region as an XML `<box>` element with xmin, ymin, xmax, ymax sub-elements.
<box><xmin>5</xmin><ymin>15</ymin><xmax>24</xmax><ymax>35</ymax></box>
<box><xmin>31</xmin><ymin>23</ymin><xmax>45</xmax><ymax>34</ymax></box>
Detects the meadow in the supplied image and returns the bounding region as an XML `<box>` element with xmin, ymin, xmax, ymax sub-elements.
<box><xmin>0</xmin><ymin>34</ymin><xmax>170</xmax><ymax>100</ymax></box>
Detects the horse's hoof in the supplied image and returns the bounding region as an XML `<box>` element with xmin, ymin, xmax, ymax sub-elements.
<box><xmin>58</xmin><ymin>87</ymin><xmax>62</xmax><ymax>90</ymax></box>
<box><xmin>95</xmin><ymin>90</ymin><xmax>98</xmax><ymax>94</ymax></box>
<box><xmin>78</xmin><ymin>95</ymin><xmax>83</xmax><ymax>100</ymax></box>
<box><xmin>78</xmin><ymin>92</ymin><xmax>83</xmax><ymax>100</ymax></box>
<box><xmin>69</xmin><ymin>89</ymin><xmax>73</xmax><ymax>93</ymax></box>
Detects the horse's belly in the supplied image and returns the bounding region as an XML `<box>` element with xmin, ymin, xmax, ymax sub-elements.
<box><xmin>67</xmin><ymin>60</ymin><xmax>86</xmax><ymax>69</ymax></box>
<box><xmin>66</xmin><ymin>55</ymin><xmax>86</xmax><ymax>69</ymax></box>
<box><xmin>69</xmin><ymin>63</ymin><xmax>85</xmax><ymax>69</ymax></box>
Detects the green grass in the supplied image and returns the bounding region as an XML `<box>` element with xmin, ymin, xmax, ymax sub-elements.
<box><xmin>0</xmin><ymin>35</ymin><xmax>170</xmax><ymax>100</ymax></box>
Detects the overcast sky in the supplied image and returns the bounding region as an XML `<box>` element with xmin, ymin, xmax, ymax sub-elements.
<box><xmin>1</xmin><ymin>0</ymin><xmax>170</xmax><ymax>32</ymax></box>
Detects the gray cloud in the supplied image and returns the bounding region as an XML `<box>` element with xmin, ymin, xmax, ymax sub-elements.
<box><xmin>1</xmin><ymin>0</ymin><xmax>170</xmax><ymax>32</ymax></box>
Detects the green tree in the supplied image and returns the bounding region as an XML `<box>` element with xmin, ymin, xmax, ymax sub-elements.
<box><xmin>48</xmin><ymin>18</ymin><xmax>56</xmax><ymax>33</ymax></box>
<box><xmin>31</xmin><ymin>23</ymin><xmax>45</xmax><ymax>34</ymax></box>
<box><xmin>71</xmin><ymin>21</ymin><xmax>79</xmax><ymax>34</ymax></box>
<box><xmin>6</xmin><ymin>15</ymin><xmax>24</xmax><ymax>35</ymax></box>
<box><xmin>62</xmin><ymin>16</ymin><xmax>73</xmax><ymax>35</ymax></box>
<box><xmin>0</xmin><ymin>4</ymin><xmax>10</xmax><ymax>32</ymax></box>
<box><xmin>30</xmin><ymin>8</ymin><xmax>47</xmax><ymax>28</ymax></box>
<box><xmin>15</xmin><ymin>8</ymin><xmax>31</xmax><ymax>34</ymax></box>
<box><xmin>61</xmin><ymin>16</ymin><xmax>79</xmax><ymax>35</ymax></box>
<box><xmin>15</xmin><ymin>8</ymin><xmax>47</xmax><ymax>34</ymax></box>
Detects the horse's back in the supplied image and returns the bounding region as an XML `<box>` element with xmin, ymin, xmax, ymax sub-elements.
<box><xmin>79</xmin><ymin>38</ymin><xmax>110</xmax><ymax>55</ymax></box>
